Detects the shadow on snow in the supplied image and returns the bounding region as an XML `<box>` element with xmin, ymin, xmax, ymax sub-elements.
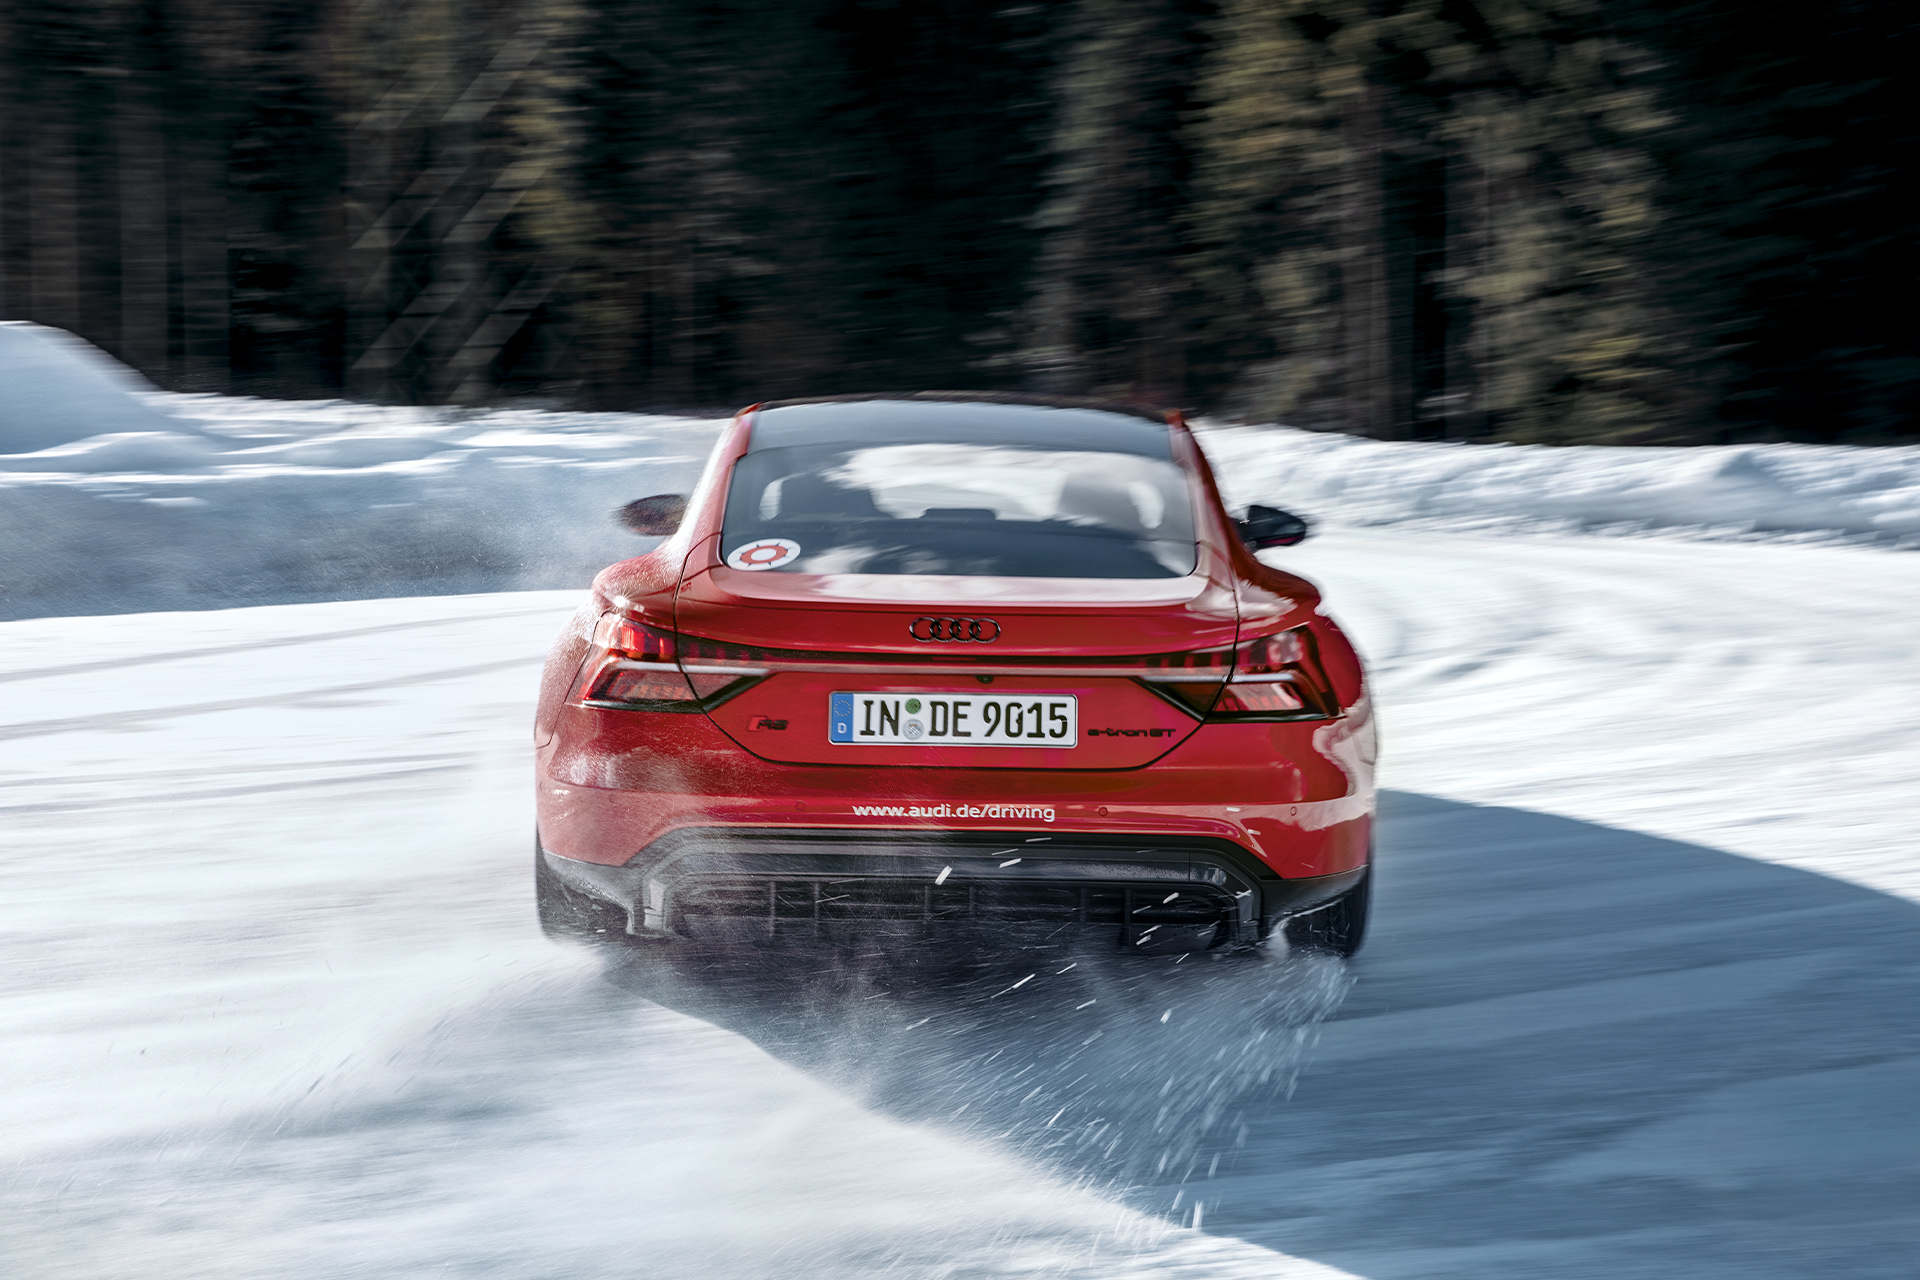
<box><xmin>605</xmin><ymin>790</ymin><xmax>1920</xmax><ymax>1279</ymax></box>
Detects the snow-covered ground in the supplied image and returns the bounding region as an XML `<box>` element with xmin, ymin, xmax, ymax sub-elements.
<box><xmin>0</xmin><ymin>593</ymin><xmax>1358</xmax><ymax>1280</ymax></box>
<box><xmin>3</xmin><ymin>341</ymin><xmax>1918</xmax><ymax>1275</ymax></box>
<box><xmin>4</xmin><ymin>529</ymin><xmax>1918</xmax><ymax>1278</ymax></box>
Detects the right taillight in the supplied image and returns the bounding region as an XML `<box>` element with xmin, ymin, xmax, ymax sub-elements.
<box><xmin>1209</xmin><ymin>627</ymin><xmax>1339</xmax><ymax>721</ymax></box>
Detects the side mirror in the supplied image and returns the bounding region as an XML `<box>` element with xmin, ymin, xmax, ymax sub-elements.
<box><xmin>1237</xmin><ymin>504</ymin><xmax>1310</xmax><ymax>549</ymax></box>
<box><xmin>617</xmin><ymin>494</ymin><xmax>688</xmax><ymax>536</ymax></box>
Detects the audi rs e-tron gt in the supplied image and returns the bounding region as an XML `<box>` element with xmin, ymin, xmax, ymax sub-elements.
<box><xmin>534</xmin><ymin>394</ymin><xmax>1376</xmax><ymax>954</ymax></box>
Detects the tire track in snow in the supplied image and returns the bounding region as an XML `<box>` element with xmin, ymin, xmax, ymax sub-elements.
<box><xmin>0</xmin><ymin>763</ymin><xmax>470</xmax><ymax>815</ymax></box>
<box><xmin>0</xmin><ymin>752</ymin><xmax>473</xmax><ymax>788</ymax></box>
<box><xmin>0</xmin><ymin>654</ymin><xmax>542</xmax><ymax>740</ymax></box>
<box><xmin>0</xmin><ymin>604</ymin><xmax>563</xmax><ymax>684</ymax></box>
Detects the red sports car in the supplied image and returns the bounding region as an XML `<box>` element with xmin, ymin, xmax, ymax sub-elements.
<box><xmin>533</xmin><ymin>394</ymin><xmax>1375</xmax><ymax>954</ymax></box>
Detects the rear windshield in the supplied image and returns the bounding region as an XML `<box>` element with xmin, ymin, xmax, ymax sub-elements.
<box><xmin>720</xmin><ymin>441</ymin><xmax>1197</xmax><ymax>579</ymax></box>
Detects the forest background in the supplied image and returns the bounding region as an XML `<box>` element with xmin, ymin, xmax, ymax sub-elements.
<box><xmin>0</xmin><ymin>0</ymin><xmax>1911</xmax><ymax>444</ymax></box>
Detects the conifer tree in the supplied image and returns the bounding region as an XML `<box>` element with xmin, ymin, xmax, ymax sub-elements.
<box><xmin>1025</xmin><ymin>0</ymin><xmax>1214</xmax><ymax>403</ymax></box>
<box><xmin>0</xmin><ymin>0</ymin><xmax>1912</xmax><ymax>438</ymax></box>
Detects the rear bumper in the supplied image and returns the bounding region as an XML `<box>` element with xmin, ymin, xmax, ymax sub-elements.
<box><xmin>541</xmin><ymin>828</ymin><xmax>1365</xmax><ymax>945</ymax></box>
<box><xmin>536</xmin><ymin>701</ymin><xmax>1375</xmax><ymax>880</ymax></box>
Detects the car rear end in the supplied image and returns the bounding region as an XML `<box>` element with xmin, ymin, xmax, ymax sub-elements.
<box><xmin>535</xmin><ymin>396</ymin><xmax>1373</xmax><ymax>949</ymax></box>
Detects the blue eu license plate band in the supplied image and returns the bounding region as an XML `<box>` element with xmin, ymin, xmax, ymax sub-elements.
<box><xmin>827</xmin><ymin>692</ymin><xmax>1078</xmax><ymax>747</ymax></box>
<box><xmin>830</xmin><ymin>692</ymin><xmax>856</xmax><ymax>742</ymax></box>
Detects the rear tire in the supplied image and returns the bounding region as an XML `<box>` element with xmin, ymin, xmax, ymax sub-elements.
<box><xmin>535</xmin><ymin>842</ymin><xmax>627</xmax><ymax>943</ymax></box>
<box><xmin>1284</xmin><ymin>868</ymin><xmax>1370</xmax><ymax>957</ymax></box>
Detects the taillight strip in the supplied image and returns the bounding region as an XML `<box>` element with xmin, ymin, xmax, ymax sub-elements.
<box><xmin>665</xmin><ymin>619</ymin><xmax>1235</xmax><ymax>677</ymax></box>
<box><xmin>663</xmin><ymin>659</ymin><xmax>1229</xmax><ymax>680</ymax></box>
<box><xmin>579</xmin><ymin>608</ymin><xmax>1261</xmax><ymax>713</ymax></box>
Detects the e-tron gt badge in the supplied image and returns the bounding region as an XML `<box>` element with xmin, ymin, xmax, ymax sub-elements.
<box><xmin>909</xmin><ymin>616</ymin><xmax>1001</xmax><ymax>643</ymax></box>
<box><xmin>727</xmin><ymin>538</ymin><xmax>802</xmax><ymax>571</ymax></box>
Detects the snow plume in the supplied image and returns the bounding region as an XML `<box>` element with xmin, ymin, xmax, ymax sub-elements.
<box><xmin>605</xmin><ymin>931</ymin><xmax>1353</xmax><ymax>1221</ymax></box>
<box><xmin>3</xmin><ymin>946</ymin><xmax>1357</xmax><ymax>1280</ymax></box>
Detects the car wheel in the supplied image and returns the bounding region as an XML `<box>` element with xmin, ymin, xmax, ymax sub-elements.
<box><xmin>1284</xmin><ymin>868</ymin><xmax>1370</xmax><ymax>957</ymax></box>
<box><xmin>535</xmin><ymin>841</ymin><xmax>627</xmax><ymax>943</ymax></box>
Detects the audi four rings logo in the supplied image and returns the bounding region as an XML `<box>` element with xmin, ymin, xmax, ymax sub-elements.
<box><xmin>910</xmin><ymin>616</ymin><xmax>1001</xmax><ymax>643</ymax></box>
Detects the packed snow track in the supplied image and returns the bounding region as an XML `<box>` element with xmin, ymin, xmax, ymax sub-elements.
<box><xmin>4</xmin><ymin>529</ymin><xmax>1918</xmax><ymax>1278</ymax></box>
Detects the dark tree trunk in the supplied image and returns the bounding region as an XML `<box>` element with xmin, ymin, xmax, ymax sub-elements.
<box><xmin>118</xmin><ymin>72</ymin><xmax>171</xmax><ymax>380</ymax></box>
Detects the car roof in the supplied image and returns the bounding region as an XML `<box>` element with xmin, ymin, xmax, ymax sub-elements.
<box><xmin>747</xmin><ymin>393</ymin><xmax>1176</xmax><ymax>458</ymax></box>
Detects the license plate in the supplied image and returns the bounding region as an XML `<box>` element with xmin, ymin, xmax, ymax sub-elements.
<box><xmin>828</xmin><ymin>692</ymin><xmax>1078</xmax><ymax>747</ymax></box>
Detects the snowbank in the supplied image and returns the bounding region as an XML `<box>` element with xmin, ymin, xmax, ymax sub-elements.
<box><xmin>1200</xmin><ymin>425</ymin><xmax>1920</xmax><ymax>546</ymax></box>
<box><xmin>0</xmin><ymin>391</ymin><xmax>721</xmax><ymax>618</ymax></box>
<box><xmin>0</xmin><ymin>336</ymin><xmax>1914</xmax><ymax>618</ymax></box>
<box><xmin>0</xmin><ymin>322</ymin><xmax>196</xmax><ymax>453</ymax></box>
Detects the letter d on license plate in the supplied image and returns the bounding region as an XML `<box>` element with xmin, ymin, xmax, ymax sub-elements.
<box><xmin>828</xmin><ymin>692</ymin><xmax>1077</xmax><ymax>747</ymax></box>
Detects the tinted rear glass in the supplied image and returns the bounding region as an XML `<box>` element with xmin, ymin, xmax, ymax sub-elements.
<box><xmin>721</xmin><ymin>406</ymin><xmax>1195</xmax><ymax>579</ymax></box>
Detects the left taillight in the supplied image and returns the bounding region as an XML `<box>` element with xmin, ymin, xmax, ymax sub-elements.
<box><xmin>573</xmin><ymin>614</ymin><xmax>767</xmax><ymax>711</ymax></box>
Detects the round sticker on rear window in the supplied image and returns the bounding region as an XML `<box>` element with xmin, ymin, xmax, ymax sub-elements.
<box><xmin>726</xmin><ymin>537</ymin><xmax>802</xmax><ymax>571</ymax></box>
